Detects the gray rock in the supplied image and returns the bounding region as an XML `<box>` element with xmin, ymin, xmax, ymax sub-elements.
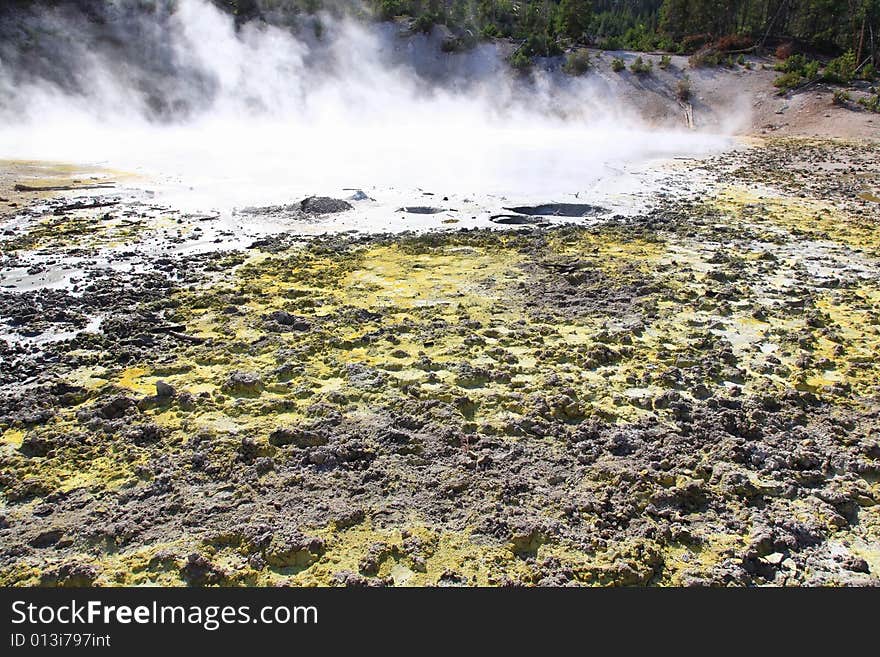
<box><xmin>264</xmin><ymin>310</ymin><xmax>310</xmax><ymax>331</ymax></box>
<box><xmin>300</xmin><ymin>196</ymin><xmax>352</xmax><ymax>215</ymax></box>
<box><xmin>221</xmin><ymin>371</ymin><xmax>264</xmax><ymax>395</ymax></box>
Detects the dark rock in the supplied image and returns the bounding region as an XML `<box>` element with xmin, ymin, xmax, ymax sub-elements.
<box><xmin>268</xmin><ymin>427</ymin><xmax>328</xmax><ymax>448</ymax></box>
<box><xmin>300</xmin><ymin>196</ymin><xmax>352</xmax><ymax>215</ymax></box>
<box><xmin>99</xmin><ymin>396</ymin><xmax>137</xmax><ymax>420</ymax></box>
<box><xmin>29</xmin><ymin>529</ymin><xmax>65</xmax><ymax>548</ymax></box>
<box><xmin>264</xmin><ymin>530</ymin><xmax>325</xmax><ymax>568</ymax></box>
<box><xmin>837</xmin><ymin>555</ymin><xmax>870</xmax><ymax>574</ymax></box>
<box><xmin>41</xmin><ymin>562</ymin><xmax>99</xmax><ymax>587</ymax></box>
<box><xmin>254</xmin><ymin>457</ymin><xmax>274</xmax><ymax>475</ymax></box>
<box><xmin>222</xmin><ymin>371</ymin><xmax>263</xmax><ymax>395</ymax></box>
<box><xmin>181</xmin><ymin>553</ymin><xmax>225</xmax><ymax>586</ymax></box>
<box><xmin>264</xmin><ymin>310</ymin><xmax>310</xmax><ymax>331</ymax></box>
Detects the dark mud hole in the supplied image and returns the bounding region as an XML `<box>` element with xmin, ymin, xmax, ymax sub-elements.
<box><xmin>504</xmin><ymin>203</ymin><xmax>606</xmax><ymax>217</ymax></box>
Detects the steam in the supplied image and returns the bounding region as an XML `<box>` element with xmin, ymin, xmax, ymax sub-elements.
<box><xmin>0</xmin><ymin>0</ymin><xmax>733</xmax><ymax>211</ymax></box>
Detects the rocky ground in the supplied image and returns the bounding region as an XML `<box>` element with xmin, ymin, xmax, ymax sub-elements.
<box><xmin>1</xmin><ymin>137</ymin><xmax>879</xmax><ymax>586</ymax></box>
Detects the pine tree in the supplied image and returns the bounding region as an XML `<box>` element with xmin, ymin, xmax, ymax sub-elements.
<box><xmin>554</xmin><ymin>0</ymin><xmax>592</xmax><ymax>41</ymax></box>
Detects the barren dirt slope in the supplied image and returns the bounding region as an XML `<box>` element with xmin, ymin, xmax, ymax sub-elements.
<box><xmin>568</xmin><ymin>50</ymin><xmax>878</xmax><ymax>140</ymax></box>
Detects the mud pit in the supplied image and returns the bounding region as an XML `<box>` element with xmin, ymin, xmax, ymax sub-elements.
<box><xmin>504</xmin><ymin>203</ymin><xmax>607</xmax><ymax>217</ymax></box>
<box><xmin>1</xmin><ymin>138</ymin><xmax>879</xmax><ymax>587</ymax></box>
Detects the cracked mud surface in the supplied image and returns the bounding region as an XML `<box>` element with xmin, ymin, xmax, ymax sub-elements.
<box><xmin>1</xmin><ymin>138</ymin><xmax>879</xmax><ymax>586</ymax></box>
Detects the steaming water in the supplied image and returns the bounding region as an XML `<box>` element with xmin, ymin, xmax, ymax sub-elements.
<box><xmin>0</xmin><ymin>0</ymin><xmax>730</xmax><ymax>219</ymax></box>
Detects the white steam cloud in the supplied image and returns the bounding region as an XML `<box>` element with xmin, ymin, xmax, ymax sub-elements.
<box><xmin>0</xmin><ymin>0</ymin><xmax>733</xmax><ymax>213</ymax></box>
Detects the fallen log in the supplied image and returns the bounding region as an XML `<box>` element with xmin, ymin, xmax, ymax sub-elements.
<box><xmin>14</xmin><ymin>183</ymin><xmax>116</xmax><ymax>192</ymax></box>
<box><xmin>146</xmin><ymin>325</ymin><xmax>208</xmax><ymax>343</ymax></box>
<box><xmin>169</xmin><ymin>331</ymin><xmax>208</xmax><ymax>344</ymax></box>
<box><xmin>148</xmin><ymin>324</ymin><xmax>187</xmax><ymax>334</ymax></box>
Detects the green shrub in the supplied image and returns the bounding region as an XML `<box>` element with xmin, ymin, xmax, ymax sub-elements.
<box><xmin>772</xmin><ymin>54</ymin><xmax>822</xmax><ymax>89</ymax></box>
<box><xmin>859</xmin><ymin>63</ymin><xmax>876</xmax><ymax>81</ymax></box>
<box><xmin>832</xmin><ymin>89</ymin><xmax>851</xmax><ymax>105</ymax></box>
<box><xmin>737</xmin><ymin>54</ymin><xmax>745</xmax><ymax>65</ymax></box>
<box><xmin>622</xmin><ymin>24</ymin><xmax>660</xmax><ymax>52</ymax></box>
<box><xmin>441</xmin><ymin>33</ymin><xmax>477</xmax><ymax>53</ymax></box>
<box><xmin>630</xmin><ymin>56</ymin><xmax>652</xmax><ymax>75</ymax></box>
<box><xmin>509</xmin><ymin>49</ymin><xmax>532</xmax><ymax>71</ymax></box>
<box><xmin>412</xmin><ymin>12</ymin><xmax>439</xmax><ymax>34</ymax></box>
<box><xmin>481</xmin><ymin>23</ymin><xmax>501</xmax><ymax>38</ymax></box>
<box><xmin>676</xmin><ymin>75</ymin><xmax>691</xmax><ymax>102</ymax></box>
<box><xmin>522</xmin><ymin>33</ymin><xmax>561</xmax><ymax>57</ymax></box>
<box><xmin>774</xmin><ymin>71</ymin><xmax>803</xmax><ymax>90</ymax></box>
<box><xmin>656</xmin><ymin>36</ymin><xmax>676</xmax><ymax>52</ymax></box>
<box><xmin>659</xmin><ymin>54</ymin><xmax>672</xmax><ymax>70</ymax></box>
<box><xmin>600</xmin><ymin>35</ymin><xmax>623</xmax><ymax>50</ymax></box>
<box><xmin>858</xmin><ymin>94</ymin><xmax>880</xmax><ymax>112</ymax></box>
<box><xmin>611</xmin><ymin>57</ymin><xmax>625</xmax><ymax>72</ymax></box>
<box><xmin>775</xmin><ymin>53</ymin><xmax>806</xmax><ymax>73</ymax></box>
<box><xmin>823</xmin><ymin>51</ymin><xmax>857</xmax><ymax>84</ymax></box>
<box><xmin>376</xmin><ymin>0</ymin><xmax>410</xmax><ymax>20</ymax></box>
<box><xmin>563</xmin><ymin>49</ymin><xmax>592</xmax><ymax>76</ymax></box>
<box><xmin>689</xmin><ymin>48</ymin><xmax>722</xmax><ymax>68</ymax></box>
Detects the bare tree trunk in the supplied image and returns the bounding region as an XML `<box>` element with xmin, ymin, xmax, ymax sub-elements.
<box><xmin>857</xmin><ymin>16</ymin><xmax>865</xmax><ymax>64</ymax></box>
<box><xmin>871</xmin><ymin>23</ymin><xmax>876</xmax><ymax>66</ymax></box>
<box><xmin>740</xmin><ymin>0</ymin><xmax>752</xmax><ymax>34</ymax></box>
<box><xmin>759</xmin><ymin>0</ymin><xmax>788</xmax><ymax>51</ymax></box>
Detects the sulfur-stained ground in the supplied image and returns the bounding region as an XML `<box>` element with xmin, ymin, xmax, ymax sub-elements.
<box><xmin>0</xmin><ymin>138</ymin><xmax>879</xmax><ymax>586</ymax></box>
